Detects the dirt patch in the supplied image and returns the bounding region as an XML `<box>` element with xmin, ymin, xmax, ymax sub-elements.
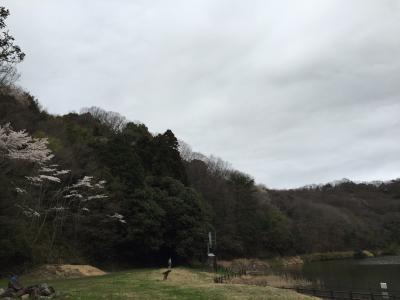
<box><xmin>27</xmin><ymin>264</ymin><xmax>107</xmax><ymax>279</ymax></box>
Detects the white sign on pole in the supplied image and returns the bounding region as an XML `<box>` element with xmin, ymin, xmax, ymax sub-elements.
<box><xmin>381</xmin><ymin>282</ymin><xmax>389</xmax><ymax>299</ymax></box>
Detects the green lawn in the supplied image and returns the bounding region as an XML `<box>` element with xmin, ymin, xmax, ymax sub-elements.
<box><xmin>0</xmin><ymin>268</ymin><xmax>318</xmax><ymax>299</ymax></box>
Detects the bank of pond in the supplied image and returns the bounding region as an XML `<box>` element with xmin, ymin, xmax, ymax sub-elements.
<box><xmin>274</xmin><ymin>255</ymin><xmax>400</xmax><ymax>291</ymax></box>
<box><xmin>218</xmin><ymin>251</ymin><xmax>400</xmax><ymax>292</ymax></box>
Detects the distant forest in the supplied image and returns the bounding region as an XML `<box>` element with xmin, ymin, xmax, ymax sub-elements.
<box><xmin>1</xmin><ymin>5</ymin><xmax>400</xmax><ymax>275</ymax></box>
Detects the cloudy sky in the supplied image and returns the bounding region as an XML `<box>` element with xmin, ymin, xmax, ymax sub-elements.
<box><xmin>3</xmin><ymin>0</ymin><xmax>400</xmax><ymax>188</ymax></box>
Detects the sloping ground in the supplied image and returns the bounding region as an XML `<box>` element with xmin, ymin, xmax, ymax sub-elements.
<box><xmin>4</xmin><ymin>268</ymin><xmax>319</xmax><ymax>299</ymax></box>
<box><xmin>27</xmin><ymin>264</ymin><xmax>107</xmax><ymax>279</ymax></box>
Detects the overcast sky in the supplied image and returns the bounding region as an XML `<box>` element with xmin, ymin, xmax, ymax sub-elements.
<box><xmin>3</xmin><ymin>0</ymin><xmax>400</xmax><ymax>188</ymax></box>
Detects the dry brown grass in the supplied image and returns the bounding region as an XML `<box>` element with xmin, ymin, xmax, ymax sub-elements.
<box><xmin>269</xmin><ymin>256</ymin><xmax>304</xmax><ymax>267</ymax></box>
<box><xmin>228</xmin><ymin>274</ymin><xmax>313</xmax><ymax>289</ymax></box>
<box><xmin>218</xmin><ymin>256</ymin><xmax>304</xmax><ymax>273</ymax></box>
<box><xmin>218</xmin><ymin>258</ymin><xmax>271</xmax><ymax>272</ymax></box>
<box><xmin>26</xmin><ymin>264</ymin><xmax>107</xmax><ymax>279</ymax></box>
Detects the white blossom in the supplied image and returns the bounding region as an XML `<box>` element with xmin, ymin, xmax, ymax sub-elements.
<box><xmin>64</xmin><ymin>193</ymin><xmax>83</xmax><ymax>199</ymax></box>
<box><xmin>15</xmin><ymin>187</ymin><xmax>26</xmax><ymax>194</ymax></box>
<box><xmin>55</xmin><ymin>169</ymin><xmax>70</xmax><ymax>176</ymax></box>
<box><xmin>109</xmin><ymin>213</ymin><xmax>127</xmax><ymax>224</ymax></box>
<box><xmin>94</xmin><ymin>180</ymin><xmax>106</xmax><ymax>189</ymax></box>
<box><xmin>26</xmin><ymin>176</ymin><xmax>43</xmax><ymax>184</ymax></box>
<box><xmin>109</xmin><ymin>213</ymin><xmax>124</xmax><ymax>219</ymax></box>
<box><xmin>82</xmin><ymin>207</ymin><xmax>90</xmax><ymax>212</ymax></box>
<box><xmin>39</xmin><ymin>175</ymin><xmax>61</xmax><ymax>183</ymax></box>
<box><xmin>40</xmin><ymin>167</ymin><xmax>57</xmax><ymax>173</ymax></box>
<box><xmin>72</xmin><ymin>176</ymin><xmax>93</xmax><ymax>188</ymax></box>
<box><xmin>0</xmin><ymin>123</ymin><xmax>54</xmax><ymax>163</ymax></box>
<box><xmin>87</xmin><ymin>194</ymin><xmax>108</xmax><ymax>200</ymax></box>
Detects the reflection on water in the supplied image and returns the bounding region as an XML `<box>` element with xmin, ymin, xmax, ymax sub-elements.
<box><xmin>273</xmin><ymin>256</ymin><xmax>400</xmax><ymax>291</ymax></box>
<box><xmin>358</xmin><ymin>256</ymin><xmax>400</xmax><ymax>265</ymax></box>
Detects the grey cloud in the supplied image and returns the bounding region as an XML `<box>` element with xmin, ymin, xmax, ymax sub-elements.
<box><xmin>3</xmin><ymin>0</ymin><xmax>400</xmax><ymax>188</ymax></box>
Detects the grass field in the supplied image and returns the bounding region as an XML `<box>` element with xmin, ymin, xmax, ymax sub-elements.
<box><xmin>0</xmin><ymin>268</ymin><xmax>318</xmax><ymax>299</ymax></box>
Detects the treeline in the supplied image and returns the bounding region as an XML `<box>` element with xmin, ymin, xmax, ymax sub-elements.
<box><xmin>1</xmin><ymin>90</ymin><xmax>400</xmax><ymax>276</ymax></box>
<box><xmin>270</xmin><ymin>181</ymin><xmax>400</xmax><ymax>254</ymax></box>
<box><xmin>183</xmin><ymin>147</ymin><xmax>400</xmax><ymax>257</ymax></box>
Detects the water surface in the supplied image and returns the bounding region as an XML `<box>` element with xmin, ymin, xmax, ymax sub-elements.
<box><xmin>273</xmin><ymin>256</ymin><xmax>400</xmax><ymax>291</ymax></box>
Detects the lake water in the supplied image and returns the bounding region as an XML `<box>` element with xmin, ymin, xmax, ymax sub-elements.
<box><xmin>273</xmin><ymin>256</ymin><xmax>400</xmax><ymax>292</ymax></box>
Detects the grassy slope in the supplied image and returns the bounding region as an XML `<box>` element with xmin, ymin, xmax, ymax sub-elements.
<box><xmin>0</xmin><ymin>268</ymin><xmax>318</xmax><ymax>300</ymax></box>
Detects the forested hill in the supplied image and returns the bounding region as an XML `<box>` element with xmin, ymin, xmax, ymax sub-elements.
<box><xmin>1</xmin><ymin>88</ymin><xmax>399</xmax><ymax>274</ymax></box>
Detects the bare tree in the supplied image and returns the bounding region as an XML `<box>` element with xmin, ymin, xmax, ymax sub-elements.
<box><xmin>178</xmin><ymin>139</ymin><xmax>208</xmax><ymax>162</ymax></box>
<box><xmin>80</xmin><ymin>106</ymin><xmax>128</xmax><ymax>132</ymax></box>
<box><xmin>205</xmin><ymin>155</ymin><xmax>232</xmax><ymax>178</ymax></box>
<box><xmin>0</xmin><ymin>63</ymin><xmax>19</xmax><ymax>86</ymax></box>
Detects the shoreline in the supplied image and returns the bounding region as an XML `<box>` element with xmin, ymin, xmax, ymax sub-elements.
<box><xmin>217</xmin><ymin>249</ymin><xmax>392</xmax><ymax>271</ymax></box>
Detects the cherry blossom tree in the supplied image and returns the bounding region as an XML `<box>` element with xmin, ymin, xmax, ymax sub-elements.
<box><xmin>17</xmin><ymin>160</ymin><xmax>124</xmax><ymax>256</ymax></box>
<box><xmin>0</xmin><ymin>123</ymin><xmax>53</xmax><ymax>165</ymax></box>
<box><xmin>0</xmin><ymin>122</ymin><xmax>125</xmax><ymax>259</ymax></box>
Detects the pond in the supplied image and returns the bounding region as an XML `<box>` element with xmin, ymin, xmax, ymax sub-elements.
<box><xmin>273</xmin><ymin>256</ymin><xmax>400</xmax><ymax>292</ymax></box>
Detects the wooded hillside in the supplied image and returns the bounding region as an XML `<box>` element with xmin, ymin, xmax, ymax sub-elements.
<box><xmin>1</xmin><ymin>89</ymin><xmax>399</xmax><ymax>275</ymax></box>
